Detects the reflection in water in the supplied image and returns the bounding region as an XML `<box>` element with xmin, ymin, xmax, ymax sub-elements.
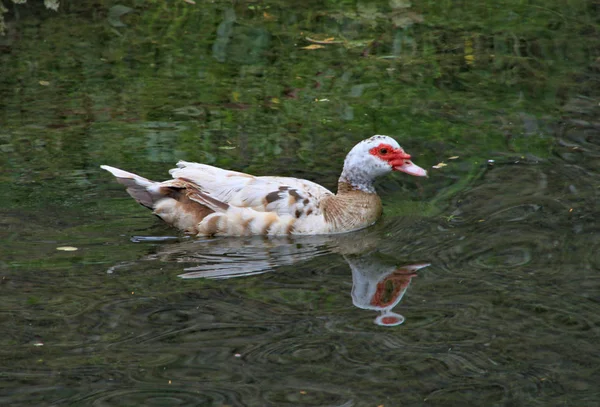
<box><xmin>346</xmin><ymin>254</ymin><xmax>429</xmax><ymax>326</ymax></box>
<box><xmin>129</xmin><ymin>230</ymin><xmax>430</xmax><ymax>326</ymax></box>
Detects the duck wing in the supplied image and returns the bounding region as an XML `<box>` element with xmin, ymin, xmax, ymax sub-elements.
<box><xmin>169</xmin><ymin>161</ymin><xmax>333</xmax><ymax>218</ymax></box>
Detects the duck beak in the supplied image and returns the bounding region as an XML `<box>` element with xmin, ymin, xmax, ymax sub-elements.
<box><xmin>393</xmin><ymin>160</ymin><xmax>428</xmax><ymax>177</ymax></box>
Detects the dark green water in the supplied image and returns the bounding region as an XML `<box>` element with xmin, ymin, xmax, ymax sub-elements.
<box><xmin>1</xmin><ymin>1</ymin><xmax>599</xmax><ymax>405</ymax></box>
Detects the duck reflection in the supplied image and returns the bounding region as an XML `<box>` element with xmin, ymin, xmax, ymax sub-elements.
<box><xmin>345</xmin><ymin>253</ymin><xmax>429</xmax><ymax>326</ymax></box>
<box><xmin>133</xmin><ymin>228</ymin><xmax>429</xmax><ymax>326</ymax></box>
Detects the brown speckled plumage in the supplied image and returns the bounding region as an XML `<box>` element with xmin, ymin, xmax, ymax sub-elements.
<box><xmin>101</xmin><ymin>135</ymin><xmax>426</xmax><ymax>236</ymax></box>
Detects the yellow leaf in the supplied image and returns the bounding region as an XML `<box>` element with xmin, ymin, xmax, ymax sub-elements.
<box><xmin>56</xmin><ymin>246</ymin><xmax>78</xmax><ymax>251</ymax></box>
<box><xmin>271</xmin><ymin>97</ymin><xmax>280</xmax><ymax>104</ymax></box>
<box><xmin>448</xmin><ymin>156</ymin><xmax>459</xmax><ymax>160</ymax></box>
<box><xmin>301</xmin><ymin>44</ymin><xmax>325</xmax><ymax>50</ymax></box>
<box><xmin>183</xmin><ymin>0</ymin><xmax>195</xmax><ymax>4</ymax></box>
<box><xmin>231</xmin><ymin>91</ymin><xmax>240</xmax><ymax>102</ymax></box>
<box><xmin>432</xmin><ymin>162</ymin><xmax>447</xmax><ymax>169</ymax></box>
<box><xmin>39</xmin><ymin>81</ymin><xmax>50</xmax><ymax>86</ymax></box>
<box><xmin>323</xmin><ymin>37</ymin><xmax>335</xmax><ymax>42</ymax></box>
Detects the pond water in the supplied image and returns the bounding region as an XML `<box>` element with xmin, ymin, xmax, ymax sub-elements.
<box><xmin>1</xmin><ymin>1</ymin><xmax>599</xmax><ymax>406</ymax></box>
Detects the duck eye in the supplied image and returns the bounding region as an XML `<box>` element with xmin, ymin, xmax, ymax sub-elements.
<box><xmin>379</xmin><ymin>148</ymin><xmax>388</xmax><ymax>155</ymax></box>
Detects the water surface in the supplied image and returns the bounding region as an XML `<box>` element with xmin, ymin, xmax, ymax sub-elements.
<box><xmin>1</xmin><ymin>1</ymin><xmax>599</xmax><ymax>405</ymax></box>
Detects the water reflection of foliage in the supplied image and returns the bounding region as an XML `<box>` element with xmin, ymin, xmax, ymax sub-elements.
<box><xmin>0</xmin><ymin>0</ymin><xmax>58</xmax><ymax>34</ymax></box>
<box><xmin>1</xmin><ymin>0</ymin><xmax>598</xmax><ymax>207</ymax></box>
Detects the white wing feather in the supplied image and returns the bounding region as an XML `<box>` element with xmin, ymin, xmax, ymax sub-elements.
<box><xmin>169</xmin><ymin>161</ymin><xmax>333</xmax><ymax>217</ymax></box>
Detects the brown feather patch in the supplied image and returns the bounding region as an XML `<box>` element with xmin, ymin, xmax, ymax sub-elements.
<box><xmin>289</xmin><ymin>189</ymin><xmax>302</xmax><ymax>201</ymax></box>
<box><xmin>178</xmin><ymin>177</ymin><xmax>230</xmax><ymax>211</ymax></box>
<box><xmin>262</xmin><ymin>213</ymin><xmax>278</xmax><ymax>234</ymax></box>
<box><xmin>241</xmin><ymin>217</ymin><xmax>254</xmax><ymax>233</ymax></box>
<box><xmin>286</xmin><ymin>219</ymin><xmax>296</xmax><ymax>235</ymax></box>
<box><xmin>153</xmin><ymin>187</ymin><xmax>213</xmax><ymax>233</ymax></box>
<box><xmin>265</xmin><ymin>190</ymin><xmax>281</xmax><ymax>204</ymax></box>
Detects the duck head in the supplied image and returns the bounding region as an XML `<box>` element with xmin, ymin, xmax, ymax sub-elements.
<box><xmin>339</xmin><ymin>135</ymin><xmax>427</xmax><ymax>193</ymax></box>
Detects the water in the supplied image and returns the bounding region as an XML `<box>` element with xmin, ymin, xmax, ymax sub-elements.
<box><xmin>1</xmin><ymin>1</ymin><xmax>599</xmax><ymax>405</ymax></box>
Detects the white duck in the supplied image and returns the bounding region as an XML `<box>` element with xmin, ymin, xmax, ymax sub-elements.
<box><xmin>101</xmin><ymin>135</ymin><xmax>427</xmax><ymax>236</ymax></box>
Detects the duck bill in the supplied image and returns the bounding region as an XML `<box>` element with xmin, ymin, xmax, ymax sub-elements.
<box><xmin>393</xmin><ymin>161</ymin><xmax>428</xmax><ymax>177</ymax></box>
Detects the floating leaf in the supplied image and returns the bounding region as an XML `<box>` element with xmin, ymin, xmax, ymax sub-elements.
<box><xmin>56</xmin><ymin>246</ymin><xmax>78</xmax><ymax>251</ymax></box>
<box><xmin>432</xmin><ymin>162</ymin><xmax>447</xmax><ymax>169</ymax></box>
<box><xmin>448</xmin><ymin>156</ymin><xmax>459</xmax><ymax>160</ymax></box>
<box><xmin>305</xmin><ymin>36</ymin><xmax>344</xmax><ymax>45</ymax></box>
<box><xmin>39</xmin><ymin>81</ymin><xmax>50</xmax><ymax>86</ymax></box>
<box><xmin>301</xmin><ymin>44</ymin><xmax>325</xmax><ymax>50</ymax></box>
<box><xmin>183</xmin><ymin>0</ymin><xmax>195</xmax><ymax>4</ymax></box>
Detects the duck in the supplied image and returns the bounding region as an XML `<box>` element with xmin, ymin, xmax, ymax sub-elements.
<box><xmin>101</xmin><ymin>135</ymin><xmax>427</xmax><ymax>236</ymax></box>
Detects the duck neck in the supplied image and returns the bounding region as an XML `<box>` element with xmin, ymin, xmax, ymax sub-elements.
<box><xmin>338</xmin><ymin>171</ymin><xmax>376</xmax><ymax>194</ymax></box>
<box><xmin>323</xmin><ymin>181</ymin><xmax>383</xmax><ymax>233</ymax></box>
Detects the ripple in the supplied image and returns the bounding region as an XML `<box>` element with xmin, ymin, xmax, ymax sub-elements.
<box><xmin>146</xmin><ymin>307</ymin><xmax>211</xmax><ymax>325</ymax></box>
<box><xmin>262</xmin><ymin>387</ymin><xmax>351</xmax><ymax>406</ymax></box>
<box><xmin>471</xmin><ymin>245</ymin><xmax>533</xmax><ymax>268</ymax></box>
<box><xmin>486</xmin><ymin>203</ymin><xmax>542</xmax><ymax>222</ymax></box>
<box><xmin>74</xmin><ymin>387</ymin><xmax>238</xmax><ymax>407</ymax></box>
<box><xmin>437</xmin><ymin>223</ymin><xmax>556</xmax><ymax>270</ymax></box>
<box><xmin>150</xmin><ymin>324</ymin><xmax>272</xmax><ymax>344</ymax></box>
<box><xmin>242</xmin><ymin>337</ymin><xmax>339</xmax><ymax>365</ymax></box>
<box><xmin>425</xmin><ymin>383</ymin><xmax>507</xmax><ymax>404</ymax></box>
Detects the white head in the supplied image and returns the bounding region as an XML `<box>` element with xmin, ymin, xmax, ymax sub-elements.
<box><xmin>339</xmin><ymin>135</ymin><xmax>427</xmax><ymax>193</ymax></box>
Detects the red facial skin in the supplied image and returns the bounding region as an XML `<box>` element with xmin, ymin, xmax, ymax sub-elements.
<box><xmin>368</xmin><ymin>143</ymin><xmax>413</xmax><ymax>170</ymax></box>
<box><xmin>370</xmin><ymin>270</ymin><xmax>417</xmax><ymax>307</ymax></box>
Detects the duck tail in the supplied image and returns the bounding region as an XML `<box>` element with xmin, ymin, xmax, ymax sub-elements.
<box><xmin>100</xmin><ymin>165</ymin><xmax>161</xmax><ymax>209</ymax></box>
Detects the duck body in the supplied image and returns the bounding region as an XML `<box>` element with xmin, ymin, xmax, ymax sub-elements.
<box><xmin>101</xmin><ymin>135</ymin><xmax>426</xmax><ymax>236</ymax></box>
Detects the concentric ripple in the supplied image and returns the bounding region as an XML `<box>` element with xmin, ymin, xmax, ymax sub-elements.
<box><xmin>242</xmin><ymin>337</ymin><xmax>340</xmax><ymax>365</ymax></box>
<box><xmin>76</xmin><ymin>388</ymin><xmax>239</xmax><ymax>407</ymax></box>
